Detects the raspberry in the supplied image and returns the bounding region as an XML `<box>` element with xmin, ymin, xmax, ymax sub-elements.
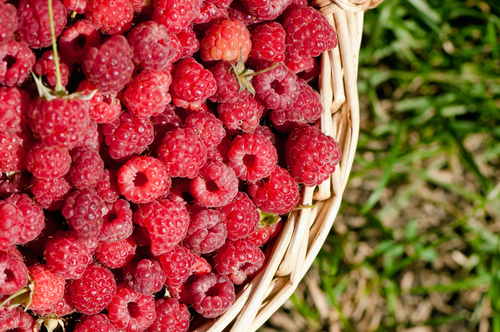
<box><xmin>0</xmin><ymin>201</ymin><xmax>22</xmax><ymax>251</ymax></box>
<box><xmin>0</xmin><ymin>87</ymin><xmax>30</xmax><ymax>134</ymax></box>
<box><xmin>248</xmin><ymin>22</ymin><xmax>286</xmax><ymax>67</ymax></box>
<box><xmin>59</xmin><ymin>20</ymin><xmax>101</xmax><ymax>65</ymax></box>
<box><xmin>97</xmin><ymin>169</ymin><xmax>121</xmax><ymax>203</ymax></box>
<box><xmin>193</xmin><ymin>1</ymin><xmax>227</xmax><ymax>25</ymax></box>
<box><xmin>70</xmin><ymin>263</ymin><xmax>117</xmax><ymax>315</ymax></box>
<box><xmin>176</xmin><ymin>25</ymin><xmax>200</xmax><ymax>59</ymax></box>
<box><xmin>86</xmin><ymin>0</ymin><xmax>133</xmax><ymax>35</ymax></box>
<box><xmin>217</xmin><ymin>95</ymin><xmax>265</xmax><ymax>133</ymax></box>
<box><xmin>252</xmin><ymin>62</ymin><xmax>300</xmax><ymax>111</ymax></box>
<box><xmin>43</xmin><ymin>231</ymin><xmax>92</xmax><ymax>280</ymax></box>
<box><xmin>219</xmin><ymin>191</ymin><xmax>259</xmax><ymax>240</ymax></box>
<box><xmin>227</xmin><ymin>1</ymin><xmax>262</xmax><ymax>26</ymax></box>
<box><xmin>149</xmin><ymin>105</ymin><xmax>183</xmax><ymax>155</ymax></box>
<box><xmin>33</xmin><ymin>285</ymin><xmax>75</xmax><ymax>317</ymax></box>
<box><xmin>0</xmin><ymin>132</ymin><xmax>31</xmax><ymax>173</ymax></box>
<box><xmin>0</xmin><ymin>2</ymin><xmax>17</xmax><ymax>45</ymax></box>
<box><xmin>118</xmin><ymin>156</ymin><xmax>171</xmax><ymax>204</ymax></box>
<box><xmin>16</xmin><ymin>0</ymin><xmax>67</xmax><ymax>48</ymax></box>
<box><xmin>0</xmin><ymin>171</ymin><xmax>31</xmax><ymax>199</ymax></box>
<box><xmin>123</xmin><ymin>259</ymin><xmax>166</xmax><ymax>296</ymax></box>
<box><xmin>74</xmin><ymin>314</ymin><xmax>116</xmax><ymax>332</ymax></box>
<box><xmin>28</xmin><ymin>264</ymin><xmax>65</xmax><ymax>311</ymax></box>
<box><xmin>185</xmin><ymin>112</ymin><xmax>226</xmax><ymax>147</ymax></box>
<box><xmin>153</xmin><ymin>0</ymin><xmax>201</xmax><ymax>34</ymax></box>
<box><xmin>63</xmin><ymin>0</ymin><xmax>88</xmax><ymax>13</ymax></box>
<box><xmin>239</xmin><ymin>0</ymin><xmax>291</xmax><ymax>20</ymax></box>
<box><xmin>170</xmin><ymin>58</ymin><xmax>217</xmax><ymax>110</ymax></box>
<box><xmin>103</xmin><ymin>112</ymin><xmax>155</xmax><ymax>161</ymax></box>
<box><xmin>147</xmin><ymin>298</ymin><xmax>190</xmax><ymax>332</ymax></box>
<box><xmin>76</xmin><ymin>80</ymin><xmax>121</xmax><ymax>124</ymax></box>
<box><xmin>27</xmin><ymin>97</ymin><xmax>90</xmax><ymax>150</ymax></box>
<box><xmin>99</xmin><ymin>199</ymin><xmax>134</xmax><ymax>243</ymax></box>
<box><xmin>190</xmin><ymin>161</ymin><xmax>239</xmax><ymax>208</ymax></box>
<box><xmin>284</xmin><ymin>53</ymin><xmax>315</xmax><ymax>74</ymax></box>
<box><xmin>133</xmin><ymin>200</ymin><xmax>190</xmax><ymax>256</ymax></box>
<box><xmin>26</xmin><ymin>143</ymin><xmax>71</xmax><ymax>181</ymax></box>
<box><xmin>33</xmin><ymin>50</ymin><xmax>71</xmax><ymax>89</ymax></box>
<box><xmin>96</xmin><ymin>236</ymin><xmax>137</xmax><ymax>269</ymax></box>
<box><xmin>0</xmin><ymin>301</ymin><xmax>16</xmax><ymax>325</ymax></box>
<box><xmin>0</xmin><ymin>251</ymin><xmax>28</xmax><ymax>296</ymax></box>
<box><xmin>0</xmin><ymin>40</ymin><xmax>36</xmax><ymax>87</ymax></box>
<box><xmin>75</xmin><ymin>120</ymin><xmax>101</xmax><ymax>150</ymax></box>
<box><xmin>253</xmin><ymin>125</ymin><xmax>276</xmax><ymax>144</ymax></box>
<box><xmin>183</xmin><ymin>209</ymin><xmax>227</xmax><ymax>254</ymax></box>
<box><xmin>208</xmin><ymin>61</ymin><xmax>250</xmax><ymax>104</ymax></box>
<box><xmin>206</xmin><ymin>136</ymin><xmax>231</xmax><ymax>164</ymax></box>
<box><xmin>30</xmin><ymin>175</ymin><xmax>71</xmax><ymax>211</ymax></box>
<box><xmin>190</xmin><ymin>273</ymin><xmax>235</xmax><ymax>318</ymax></box>
<box><xmin>213</xmin><ymin>239</ymin><xmax>265</xmax><ymax>284</ymax></box>
<box><xmin>200</xmin><ymin>19</ymin><xmax>251</xmax><ymax>62</ymax></box>
<box><xmin>157</xmin><ymin>128</ymin><xmax>208</xmax><ymax>179</ymax></box>
<box><xmin>82</xmin><ymin>35</ymin><xmax>134</xmax><ymax>94</ymax></box>
<box><xmin>285</xmin><ymin>125</ymin><xmax>342</xmax><ymax>186</ymax></box>
<box><xmin>5</xmin><ymin>193</ymin><xmax>44</xmax><ymax>244</ymax></box>
<box><xmin>69</xmin><ymin>146</ymin><xmax>105</xmax><ymax>190</ymax></box>
<box><xmin>62</xmin><ymin>189</ymin><xmax>105</xmax><ymax>241</ymax></box>
<box><xmin>284</xmin><ymin>7</ymin><xmax>337</xmax><ymax>58</ymax></box>
<box><xmin>123</xmin><ymin>70</ymin><xmax>172</xmax><ymax>119</ymax></box>
<box><xmin>167</xmin><ymin>178</ymin><xmax>205</xmax><ymax>213</ymax></box>
<box><xmin>228</xmin><ymin>133</ymin><xmax>278</xmax><ymax>181</ymax></box>
<box><xmin>108</xmin><ymin>286</ymin><xmax>156</xmax><ymax>332</ymax></box>
<box><xmin>0</xmin><ymin>309</ymin><xmax>36</xmax><ymax>332</ymax></box>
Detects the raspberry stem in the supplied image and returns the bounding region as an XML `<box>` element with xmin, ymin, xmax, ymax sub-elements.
<box><xmin>47</xmin><ymin>0</ymin><xmax>64</xmax><ymax>93</ymax></box>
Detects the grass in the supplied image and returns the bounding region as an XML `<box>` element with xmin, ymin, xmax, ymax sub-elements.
<box><xmin>262</xmin><ymin>0</ymin><xmax>500</xmax><ymax>331</ymax></box>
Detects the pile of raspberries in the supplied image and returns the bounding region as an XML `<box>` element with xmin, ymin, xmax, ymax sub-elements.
<box><xmin>0</xmin><ymin>0</ymin><xmax>342</xmax><ymax>330</ymax></box>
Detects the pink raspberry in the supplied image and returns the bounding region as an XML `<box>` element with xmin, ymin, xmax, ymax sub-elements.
<box><xmin>228</xmin><ymin>133</ymin><xmax>278</xmax><ymax>181</ymax></box>
<box><xmin>190</xmin><ymin>161</ymin><xmax>239</xmax><ymax>208</ymax></box>
<box><xmin>208</xmin><ymin>61</ymin><xmax>250</xmax><ymax>104</ymax></box>
<box><xmin>218</xmin><ymin>191</ymin><xmax>259</xmax><ymax>240</ymax></box>
<box><xmin>248</xmin><ymin>21</ymin><xmax>286</xmax><ymax>66</ymax></box>
<box><xmin>133</xmin><ymin>200</ymin><xmax>190</xmax><ymax>256</ymax></box>
<box><xmin>0</xmin><ymin>87</ymin><xmax>30</xmax><ymax>134</ymax></box>
<box><xmin>192</xmin><ymin>1</ymin><xmax>227</xmax><ymax>25</ymax></box>
<box><xmin>99</xmin><ymin>199</ymin><xmax>134</xmax><ymax>243</ymax></box>
<box><xmin>33</xmin><ymin>50</ymin><xmax>71</xmax><ymax>89</ymax></box>
<box><xmin>86</xmin><ymin>0</ymin><xmax>133</xmax><ymax>35</ymax></box>
<box><xmin>183</xmin><ymin>209</ymin><xmax>227</xmax><ymax>254</ymax></box>
<box><xmin>0</xmin><ymin>308</ymin><xmax>36</xmax><ymax>332</ymax></box>
<box><xmin>170</xmin><ymin>58</ymin><xmax>217</xmax><ymax>110</ymax></box>
<box><xmin>0</xmin><ymin>2</ymin><xmax>17</xmax><ymax>45</ymax></box>
<box><xmin>97</xmin><ymin>169</ymin><xmax>121</xmax><ymax>203</ymax></box>
<box><xmin>285</xmin><ymin>125</ymin><xmax>342</xmax><ymax>186</ymax></box>
<box><xmin>239</xmin><ymin>0</ymin><xmax>291</xmax><ymax>20</ymax></box>
<box><xmin>184</xmin><ymin>112</ymin><xmax>226</xmax><ymax>147</ymax></box>
<box><xmin>206</xmin><ymin>136</ymin><xmax>231</xmax><ymax>164</ymax></box>
<box><xmin>70</xmin><ymin>263</ymin><xmax>117</xmax><ymax>315</ymax></box>
<box><xmin>16</xmin><ymin>0</ymin><xmax>67</xmax><ymax>48</ymax></box>
<box><xmin>59</xmin><ymin>20</ymin><xmax>101</xmax><ymax>65</ymax></box>
<box><xmin>96</xmin><ymin>236</ymin><xmax>137</xmax><ymax>269</ymax></box>
<box><xmin>5</xmin><ymin>193</ymin><xmax>44</xmax><ymax>244</ymax></box>
<box><xmin>74</xmin><ymin>314</ymin><xmax>116</xmax><ymax>332</ymax></box>
<box><xmin>69</xmin><ymin>146</ymin><xmax>105</xmax><ymax>190</ymax></box>
<box><xmin>62</xmin><ymin>189</ymin><xmax>105</xmax><ymax>241</ymax></box>
<box><xmin>284</xmin><ymin>53</ymin><xmax>315</xmax><ymax>74</ymax></box>
<box><xmin>153</xmin><ymin>0</ymin><xmax>201</xmax><ymax>34</ymax></box>
<box><xmin>76</xmin><ymin>80</ymin><xmax>121</xmax><ymax>124</ymax></box>
<box><xmin>33</xmin><ymin>285</ymin><xmax>75</xmax><ymax>317</ymax></box>
<box><xmin>214</xmin><ymin>239</ymin><xmax>265</xmax><ymax>284</ymax></box>
<box><xmin>108</xmin><ymin>286</ymin><xmax>156</xmax><ymax>332</ymax></box>
<box><xmin>28</xmin><ymin>264</ymin><xmax>65</xmax><ymax>311</ymax></box>
<box><xmin>0</xmin><ymin>132</ymin><xmax>31</xmax><ymax>173</ymax></box>
<box><xmin>74</xmin><ymin>120</ymin><xmax>101</xmax><ymax>151</ymax></box>
<box><xmin>190</xmin><ymin>273</ymin><xmax>235</xmax><ymax>318</ymax></box>
<box><xmin>200</xmin><ymin>19</ymin><xmax>251</xmax><ymax>62</ymax></box>
<box><xmin>103</xmin><ymin>112</ymin><xmax>154</xmax><ymax>161</ymax></box>
<box><xmin>147</xmin><ymin>298</ymin><xmax>190</xmax><ymax>332</ymax></box>
<box><xmin>30</xmin><ymin>175</ymin><xmax>71</xmax><ymax>211</ymax></box>
<box><xmin>217</xmin><ymin>95</ymin><xmax>265</xmax><ymax>133</ymax></box>
<box><xmin>118</xmin><ymin>156</ymin><xmax>171</xmax><ymax>204</ymax></box>
<box><xmin>82</xmin><ymin>35</ymin><xmax>134</xmax><ymax>94</ymax></box>
<box><xmin>63</xmin><ymin>0</ymin><xmax>88</xmax><ymax>12</ymax></box>
<box><xmin>176</xmin><ymin>25</ymin><xmax>200</xmax><ymax>59</ymax></box>
<box><xmin>0</xmin><ymin>251</ymin><xmax>28</xmax><ymax>296</ymax></box>
<box><xmin>123</xmin><ymin>70</ymin><xmax>172</xmax><ymax>119</ymax></box>
<box><xmin>26</xmin><ymin>143</ymin><xmax>71</xmax><ymax>180</ymax></box>
<box><xmin>0</xmin><ymin>40</ymin><xmax>36</xmax><ymax>87</ymax></box>
<box><xmin>157</xmin><ymin>128</ymin><xmax>208</xmax><ymax>179</ymax></box>
<box><xmin>284</xmin><ymin>7</ymin><xmax>337</xmax><ymax>58</ymax></box>
<box><xmin>0</xmin><ymin>201</ymin><xmax>22</xmax><ymax>251</ymax></box>
<box><xmin>123</xmin><ymin>259</ymin><xmax>166</xmax><ymax>296</ymax></box>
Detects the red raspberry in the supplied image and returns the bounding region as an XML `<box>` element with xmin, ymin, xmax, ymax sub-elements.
<box><xmin>76</xmin><ymin>80</ymin><xmax>121</xmax><ymax>124</ymax></box>
<box><xmin>123</xmin><ymin>70</ymin><xmax>172</xmax><ymax>119</ymax></box>
<box><xmin>0</xmin><ymin>87</ymin><xmax>30</xmax><ymax>134</ymax></box>
<box><xmin>192</xmin><ymin>2</ymin><xmax>227</xmax><ymax>25</ymax></box>
<box><xmin>59</xmin><ymin>20</ymin><xmax>101</xmax><ymax>65</ymax></box>
<box><xmin>218</xmin><ymin>191</ymin><xmax>259</xmax><ymax>240</ymax></box>
<box><xmin>69</xmin><ymin>146</ymin><xmax>105</xmax><ymax>190</ymax></box>
<box><xmin>0</xmin><ymin>201</ymin><xmax>22</xmax><ymax>250</ymax></box>
<box><xmin>167</xmin><ymin>178</ymin><xmax>205</xmax><ymax>213</ymax></box>
<box><xmin>253</xmin><ymin>62</ymin><xmax>300</xmax><ymax>111</ymax></box>
<box><xmin>147</xmin><ymin>298</ymin><xmax>190</xmax><ymax>332</ymax></box>
<box><xmin>108</xmin><ymin>286</ymin><xmax>156</xmax><ymax>332</ymax></box>
<box><xmin>28</xmin><ymin>264</ymin><xmax>65</xmax><ymax>311</ymax></box>
<box><xmin>190</xmin><ymin>273</ymin><xmax>235</xmax><ymax>318</ymax></box>
<box><xmin>190</xmin><ymin>161</ymin><xmax>239</xmax><ymax>208</ymax></box>
<box><xmin>227</xmin><ymin>1</ymin><xmax>262</xmax><ymax>25</ymax></box>
<box><xmin>0</xmin><ymin>2</ymin><xmax>17</xmax><ymax>45</ymax></box>
<box><xmin>30</xmin><ymin>175</ymin><xmax>71</xmax><ymax>211</ymax></box>
<box><xmin>103</xmin><ymin>112</ymin><xmax>154</xmax><ymax>161</ymax></box>
<box><xmin>0</xmin><ymin>132</ymin><xmax>31</xmax><ymax>173</ymax></box>
<box><xmin>26</xmin><ymin>143</ymin><xmax>71</xmax><ymax>180</ymax></box>
<box><xmin>133</xmin><ymin>199</ymin><xmax>190</xmax><ymax>256</ymax></box>
<box><xmin>177</xmin><ymin>26</ymin><xmax>200</xmax><ymax>59</ymax></box>
<box><xmin>70</xmin><ymin>263</ymin><xmax>117</xmax><ymax>315</ymax></box>
<box><xmin>208</xmin><ymin>61</ymin><xmax>250</xmax><ymax>104</ymax></box>
<box><xmin>117</xmin><ymin>156</ymin><xmax>171</xmax><ymax>204</ymax></box>
<box><xmin>16</xmin><ymin>0</ymin><xmax>67</xmax><ymax>48</ymax></box>
<box><xmin>74</xmin><ymin>120</ymin><xmax>102</xmax><ymax>150</ymax></box>
<box><xmin>123</xmin><ymin>259</ymin><xmax>166</xmax><ymax>296</ymax></box>
<box><xmin>284</xmin><ymin>7</ymin><xmax>337</xmax><ymax>58</ymax></box>
<box><xmin>253</xmin><ymin>125</ymin><xmax>276</xmax><ymax>144</ymax></box>
<box><xmin>285</xmin><ymin>125</ymin><xmax>342</xmax><ymax>186</ymax></box>
<box><xmin>149</xmin><ymin>105</ymin><xmax>183</xmax><ymax>155</ymax></box>
<box><xmin>99</xmin><ymin>199</ymin><xmax>134</xmax><ymax>243</ymax></box>
<box><xmin>127</xmin><ymin>21</ymin><xmax>176</xmax><ymax>71</ymax></box>
<box><xmin>183</xmin><ymin>209</ymin><xmax>227</xmax><ymax>254</ymax></box>
<box><xmin>74</xmin><ymin>314</ymin><xmax>116</xmax><ymax>332</ymax></box>
<box><xmin>157</xmin><ymin>128</ymin><xmax>208</xmax><ymax>179</ymax></box>
<box><xmin>62</xmin><ymin>189</ymin><xmax>105</xmax><ymax>241</ymax></box>
<box><xmin>5</xmin><ymin>193</ymin><xmax>44</xmax><ymax>244</ymax></box>
<box><xmin>153</xmin><ymin>0</ymin><xmax>201</xmax><ymax>34</ymax></box>
<box><xmin>0</xmin><ymin>308</ymin><xmax>36</xmax><ymax>332</ymax></box>
<box><xmin>0</xmin><ymin>41</ymin><xmax>36</xmax><ymax>87</ymax></box>
<box><xmin>284</xmin><ymin>53</ymin><xmax>315</xmax><ymax>74</ymax></box>
<box><xmin>184</xmin><ymin>112</ymin><xmax>226</xmax><ymax>147</ymax></box>
<box><xmin>297</xmin><ymin>57</ymin><xmax>320</xmax><ymax>82</ymax></box>
<box><xmin>217</xmin><ymin>95</ymin><xmax>265</xmax><ymax>133</ymax></box>
<box><xmin>33</xmin><ymin>50</ymin><xmax>71</xmax><ymax>89</ymax></box>
<box><xmin>82</xmin><ymin>35</ymin><xmax>134</xmax><ymax>94</ymax></box>
<box><xmin>0</xmin><ymin>251</ymin><xmax>28</xmax><ymax>296</ymax></box>
<box><xmin>248</xmin><ymin>22</ymin><xmax>286</xmax><ymax>67</ymax></box>
<box><xmin>228</xmin><ymin>133</ymin><xmax>278</xmax><ymax>181</ymax></box>
<box><xmin>96</xmin><ymin>236</ymin><xmax>137</xmax><ymax>269</ymax></box>
<box><xmin>200</xmin><ymin>19</ymin><xmax>251</xmax><ymax>62</ymax></box>
<box><xmin>170</xmin><ymin>58</ymin><xmax>217</xmax><ymax>111</ymax></box>
<box><xmin>214</xmin><ymin>239</ymin><xmax>264</xmax><ymax>284</ymax></box>
<box><xmin>97</xmin><ymin>169</ymin><xmax>121</xmax><ymax>203</ymax></box>
<box><xmin>86</xmin><ymin>0</ymin><xmax>133</xmax><ymax>35</ymax></box>
<box><xmin>206</xmin><ymin>136</ymin><xmax>231</xmax><ymax>164</ymax></box>
<box><xmin>0</xmin><ymin>171</ymin><xmax>31</xmax><ymax>199</ymax></box>
<box><xmin>33</xmin><ymin>285</ymin><xmax>75</xmax><ymax>317</ymax></box>
<box><xmin>43</xmin><ymin>231</ymin><xmax>92</xmax><ymax>280</ymax></box>
<box><xmin>63</xmin><ymin>0</ymin><xmax>88</xmax><ymax>12</ymax></box>
<box><xmin>239</xmin><ymin>0</ymin><xmax>291</xmax><ymax>20</ymax></box>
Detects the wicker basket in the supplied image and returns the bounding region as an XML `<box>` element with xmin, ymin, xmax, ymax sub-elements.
<box><xmin>194</xmin><ymin>1</ymin><xmax>382</xmax><ymax>330</ymax></box>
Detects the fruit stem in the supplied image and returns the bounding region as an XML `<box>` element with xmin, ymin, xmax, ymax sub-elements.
<box><xmin>47</xmin><ymin>0</ymin><xmax>64</xmax><ymax>93</ymax></box>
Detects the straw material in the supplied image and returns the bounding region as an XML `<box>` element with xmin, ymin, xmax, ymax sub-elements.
<box><xmin>193</xmin><ymin>1</ymin><xmax>382</xmax><ymax>330</ymax></box>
